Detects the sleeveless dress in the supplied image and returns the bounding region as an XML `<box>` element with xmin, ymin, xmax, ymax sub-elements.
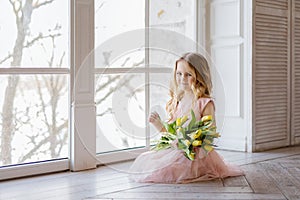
<box><xmin>129</xmin><ymin>98</ymin><xmax>244</xmax><ymax>183</ymax></box>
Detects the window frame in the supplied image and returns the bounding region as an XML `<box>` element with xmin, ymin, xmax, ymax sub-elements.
<box><xmin>0</xmin><ymin>0</ymin><xmax>71</xmax><ymax>180</ymax></box>
<box><xmin>94</xmin><ymin>0</ymin><xmax>203</xmax><ymax>165</ymax></box>
<box><xmin>0</xmin><ymin>0</ymin><xmax>204</xmax><ymax>179</ymax></box>
<box><xmin>0</xmin><ymin>70</ymin><xmax>71</xmax><ymax>180</ymax></box>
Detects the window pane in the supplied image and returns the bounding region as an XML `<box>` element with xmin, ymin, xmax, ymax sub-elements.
<box><xmin>0</xmin><ymin>75</ymin><xmax>69</xmax><ymax>167</ymax></box>
<box><xmin>149</xmin><ymin>0</ymin><xmax>196</xmax><ymax>38</ymax></box>
<box><xmin>95</xmin><ymin>74</ymin><xmax>146</xmax><ymax>153</ymax></box>
<box><xmin>149</xmin><ymin>73</ymin><xmax>171</xmax><ymax>143</ymax></box>
<box><xmin>149</xmin><ymin>0</ymin><xmax>197</xmax><ymax>68</ymax></box>
<box><xmin>0</xmin><ymin>1</ymin><xmax>69</xmax><ymax>67</ymax></box>
<box><xmin>95</xmin><ymin>0</ymin><xmax>145</xmax><ymax>68</ymax></box>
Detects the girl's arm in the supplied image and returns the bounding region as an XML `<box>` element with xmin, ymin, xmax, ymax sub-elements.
<box><xmin>149</xmin><ymin>111</ymin><xmax>166</xmax><ymax>132</ymax></box>
<box><xmin>202</xmin><ymin>101</ymin><xmax>216</xmax><ymax>125</ymax></box>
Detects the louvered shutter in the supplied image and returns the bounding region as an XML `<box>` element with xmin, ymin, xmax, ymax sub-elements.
<box><xmin>292</xmin><ymin>0</ymin><xmax>300</xmax><ymax>145</ymax></box>
<box><xmin>253</xmin><ymin>0</ymin><xmax>290</xmax><ymax>151</ymax></box>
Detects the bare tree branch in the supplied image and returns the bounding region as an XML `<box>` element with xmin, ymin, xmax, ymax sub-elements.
<box><xmin>33</xmin><ymin>0</ymin><xmax>55</xmax><ymax>9</ymax></box>
<box><xmin>9</xmin><ymin>0</ymin><xmax>22</xmax><ymax>14</ymax></box>
<box><xmin>0</xmin><ymin>31</ymin><xmax>59</xmax><ymax>64</ymax></box>
<box><xmin>0</xmin><ymin>31</ymin><xmax>60</xmax><ymax>65</ymax></box>
<box><xmin>56</xmin><ymin>120</ymin><xmax>68</xmax><ymax>133</ymax></box>
<box><xmin>35</xmin><ymin>76</ymin><xmax>51</xmax><ymax>129</ymax></box>
<box><xmin>58</xmin><ymin>51</ymin><xmax>65</xmax><ymax>67</ymax></box>
<box><xmin>46</xmin><ymin>36</ymin><xmax>55</xmax><ymax>66</ymax></box>
<box><xmin>8</xmin><ymin>0</ymin><xmax>14</xmax><ymax>7</ymax></box>
<box><xmin>56</xmin><ymin>128</ymin><xmax>68</xmax><ymax>156</ymax></box>
<box><xmin>95</xmin><ymin>75</ymin><xmax>121</xmax><ymax>93</ymax></box>
<box><xmin>95</xmin><ymin>74</ymin><xmax>134</xmax><ymax>105</ymax></box>
<box><xmin>25</xmin><ymin>32</ymin><xmax>61</xmax><ymax>49</ymax></box>
<box><xmin>0</xmin><ymin>54</ymin><xmax>13</xmax><ymax>65</ymax></box>
<box><xmin>96</xmin><ymin>108</ymin><xmax>112</xmax><ymax>117</ymax></box>
<box><xmin>18</xmin><ymin>135</ymin><xmax>50</xmax><ymax>163</ymax></box>
<box><xmin>95</xmin><ymin>1</ymin><xmax>105</xmax><ymax>13</ymax></box>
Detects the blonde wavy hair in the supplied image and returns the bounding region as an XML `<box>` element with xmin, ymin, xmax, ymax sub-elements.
<box><xmin>166</xmin><ymin>52</ymin><xmax>213</xmax><ymax>120</ymax></box>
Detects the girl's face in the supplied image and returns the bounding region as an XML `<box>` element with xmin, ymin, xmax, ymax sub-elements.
<box><xmin>176</xmin><ymin>60</ymin><xmax>195</xmax><ymax>91</ymax></box>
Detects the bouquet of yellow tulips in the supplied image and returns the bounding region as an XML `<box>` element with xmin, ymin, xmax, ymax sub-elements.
<box><xmin>152</xmin><ymin>110</ymin><xmax>220</xmax><ymax>160</ymax></box>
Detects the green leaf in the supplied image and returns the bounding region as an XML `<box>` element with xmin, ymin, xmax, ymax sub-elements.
<box><xmin>187</xmin><ymin>109</ymin><xmax>196</xmax><ymax>130</ymax></box>
<box><xmin>152</xmin><ymin>110</ymin><xmax>218</xmax><ymax>160</ymax></box>
<box><xmin>186</xmin><ymin>153</ymin><xmax>195</xmax><ymax>161</ymax></box>
<box><xmin>151</xmin><ymin>143</ymin><xmax>171</xmax><ymax>151</ymax></box>
<box><xmin>162</xmin><ymin>121</ymin><xmax>176</xmax><ymax>134</ymax></box>
<box><xmin>177</xmin><ymin>139</ymin><xmax>186</xmax><ymax>150</ymax></box>
<box><xmin>193</xmin><ymin>121</ymin><xmax>204</xmax><ymax>130</ymax></box>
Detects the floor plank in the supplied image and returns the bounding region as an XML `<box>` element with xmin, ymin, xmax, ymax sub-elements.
<box><xmin>94</xmin><ymin>191</ymin><xmax>286</xmax><ymax>200</ymax></box>
<box><xmin>223</xmin><ymin>175</ymin><xmax>249</xmax><ymax>187</ymax></box>
<box><xmin>261</xmin><ymin>160</ymin><xmax>300</xmax><ymax>200</ymax></box>
<box><xmin>1</xmin><ymin>146</ymin><xmax>300</xmax><ymax>200</ymax></box>
<box><xmin>242</xmin><ymin>164</ymin><xmax>282</xmax><ymax>194</ymax></box>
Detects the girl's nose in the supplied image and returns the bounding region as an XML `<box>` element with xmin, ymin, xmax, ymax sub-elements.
<box><xmin>183</xmin><ymin>74</ymin><xmax>188</xmax><ymax>79</ymax></box>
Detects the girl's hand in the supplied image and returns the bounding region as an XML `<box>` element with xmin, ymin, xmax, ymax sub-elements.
<box><xmin>149</xmin><ymin>111</ymin><xmax>164</xmax><ymax>132</ymax></box>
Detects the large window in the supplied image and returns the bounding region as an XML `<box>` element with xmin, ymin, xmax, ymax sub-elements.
<box><xmin>0</xmin><ymin>0</ymin><xmax>69</xmax><ymax>169</ymax></box>
<box><xmin>0</xmin><ymin>0</ymin><xmax>201</xmax><ymax>179</ymax></box>
<box><xmin>95</xmin><ymin>0</ymin><xmax>197</xmax><ymax>156</ymax></box>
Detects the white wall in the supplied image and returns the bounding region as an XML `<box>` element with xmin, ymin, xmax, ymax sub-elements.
<box><xmin>208</xmin><ymin>0</ymin><xmax>252</xmax><ymax>151</ymax></box>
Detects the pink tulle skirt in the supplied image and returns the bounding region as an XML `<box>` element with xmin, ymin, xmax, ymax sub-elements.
<box><xmin>129</xmin><ymin>148</ymin><xmax>244</xmax><ymax>183</ymax></box>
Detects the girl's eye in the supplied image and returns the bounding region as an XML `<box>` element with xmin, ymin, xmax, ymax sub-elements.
<box><xmin>176</xmin><ymin>72</ymin><xmax>182</xmax><ymax>76</ymax></box>
<box><xmin>187</xmin><ymin>73</ymin><xmax>192</xmax><ymax>77</ymax></box>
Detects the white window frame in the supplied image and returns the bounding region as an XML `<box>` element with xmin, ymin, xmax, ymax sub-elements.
<box><xmin>0</xmin><ymin>0</ymin><xmax>72</xmax><ymax>180</ymax></box>
<box><xmin>0</xmin><ymin>0</ymin><xmax>205</xmax><ymax>178</ymax></box>
<box><xmin>94</xmin><ymin>0</ymin><xmax>203</xmax><ymax>166</ymax></box>
<box><xmin>0</xmin><ymin>63</ymin><xmax>70</xmax><ymax>180</ymax></box>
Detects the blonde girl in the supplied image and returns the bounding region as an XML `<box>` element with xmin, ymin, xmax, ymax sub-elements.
<box><xmin>130</xmin><ymin>52</ymin><xmax>244</xmax><ymax>183</ymax></box>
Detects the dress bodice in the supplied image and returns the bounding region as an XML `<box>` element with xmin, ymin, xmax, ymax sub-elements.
<box><xmin>173</xmin><ymin>97</ymin><xmax>214</xmax><ymax>122</ymax></box>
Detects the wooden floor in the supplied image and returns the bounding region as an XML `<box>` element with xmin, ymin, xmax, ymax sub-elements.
<box><xmin>1</xmin><ymin>146</ymin><xmax>300</xmax><ymax>200</ymax></box>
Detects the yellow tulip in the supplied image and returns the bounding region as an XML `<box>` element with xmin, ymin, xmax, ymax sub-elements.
<box><xmin>201</xmin><ymin>115</ymin><xmax>212</xmax><ymax>122</ymax></box>
<box><xmin>190</xmin><ymin>130</ymin><xmax>202</xmax><ymax>139</ymax></box>
<box><xmin>189</xmin><ymin>153</ymin><xmax>195</xmax><ymax>160</ymax></box>
<box><xmin>192</xmin><ymin>140</ymin><xmax>202</xmax><ymax>146</ymax></box>
<box><xmin>176</xmin><ymin>118</ymin><xmax>181</xmax><ymax>127</ymax></box>
<box><xmin>176</xmin><ymin>115</ymin><xmax>188</xmax><ymax>126</ymax></box>
<box><xmin>203</xmin><ymin>145</ymin><xmax>213</xmax><ymax>152</ymax></box>
<box><xmin>181</xmin><ymin>115</ymin><xmax>188</xmax><ymax>124</ymax></box>
<box><xmin>195</xmin><ymin>129</ymin><xmax>202</xmax><ymax>138</ymax></box>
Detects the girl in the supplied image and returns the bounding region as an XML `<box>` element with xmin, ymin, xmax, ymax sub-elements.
<box><xmin>129</xmin><ymin>52</ymin><xmax>244</xmax><ymax>183</ymax></box>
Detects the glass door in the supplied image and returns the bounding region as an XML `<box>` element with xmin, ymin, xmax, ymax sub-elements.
<box><xmin>0</xmin><ymin>0</ymin><xmax>69</xmax><ymax>179</ymax></box>
<box><xmin>94</xmin><ymin>0</ymin><xmax>196</xmax><ymax>163</ymax></box>
<box><xmin>95</xmin><ymin>0</ymin><xmax>146</xmax><ymax>156</ymax></box>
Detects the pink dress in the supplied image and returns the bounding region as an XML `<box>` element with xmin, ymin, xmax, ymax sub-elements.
<box><xmin>129</xmin><ymin>98</ymin><xmax>244</xmax><ymax>183</ymax></box>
